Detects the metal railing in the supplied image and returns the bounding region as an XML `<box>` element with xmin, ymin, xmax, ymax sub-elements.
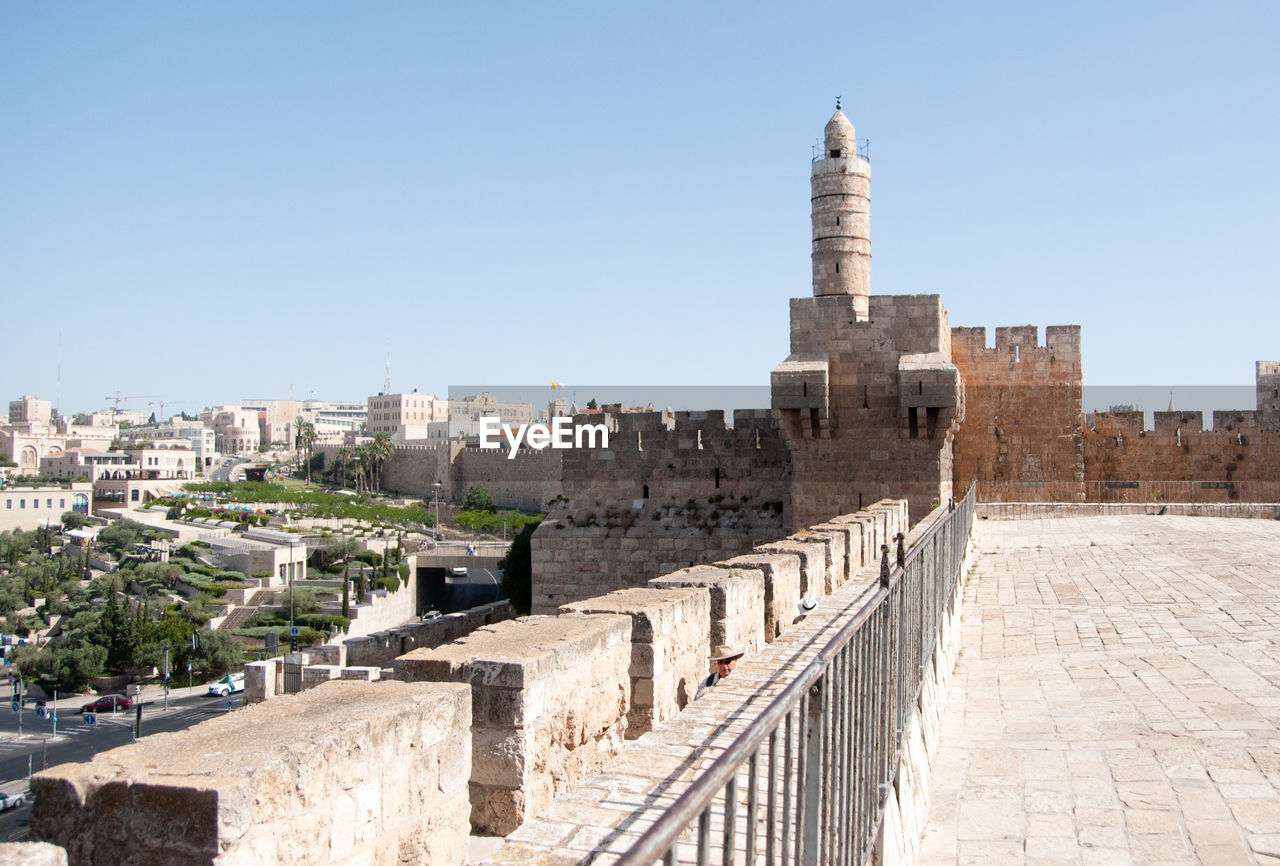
<box><xmin>616</xmin><ymin>485</ymin><xmax>974</xmax><ymax>866</ymax></box>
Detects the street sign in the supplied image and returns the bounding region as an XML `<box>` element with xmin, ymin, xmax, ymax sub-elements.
<box><xmin>84</xmin><ymin>713</ymin><xmax>96</xmax><ymax>726</ymax></box>
<box><xmin>9</xmin><ymin>701</ymin><xmax>16</xmax><ymax>713</ymax></box>
<box><xmin>289</xmin><ymin>626</ymin><xmax>300</xmax><ymax>637</ymax></box>
<box><xmin>35</xmin><ymin>705</ymin><xmax>45</xmax><ymax>719</ymax></box>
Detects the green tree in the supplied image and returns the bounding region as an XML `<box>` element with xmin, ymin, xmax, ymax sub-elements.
<box><xmin>97</xmin><ymin>519</ymin><xmax>148</xmax><ymax>555</ymax></box>
<box><xmin>498</xmin><ymin>519</ymin><xmax>540</xmax><ymax>615</ymax></box>
<box><xmin>586</xmin><ymin>398</ymin><xmax>598</xmax><ymax>410</ymax></box>
<box><xmin>367</xmin><ymin>432</ymin><xmax>393</xmax><ymax>491</ymax></box>
<box><xmin>93</xmin><ymin>579</ymin><xmax>138</xmax><ymax>674</ymax></box>
<box><xmin>462</xmin><ymin>486</ymin><xmax>495</xmax><ymax>513</ymax></box>
<box><xmin>15</xmin><ymin>642</ymin><xmax>107</xmax><ymax>692</ymax></box>
<box><xmin>60</xmin><ymin>511</ymin><xmax>88</xmax><ymax>530</ymax></box>
<box><xmin>192</xmin><ymin>628</ymin><xmax>242</xmax><ymax>676</ymax></box>
<box><xmin>0</xmin><ymin>530</ymin><xmax>33</xmax><ymax>568</ymax></box>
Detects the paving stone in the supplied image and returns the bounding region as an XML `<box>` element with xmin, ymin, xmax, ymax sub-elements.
<box><xmin>919</xmin><ymin>516</ymin><xmax>1280</xmax><ymax>866</ymax></box>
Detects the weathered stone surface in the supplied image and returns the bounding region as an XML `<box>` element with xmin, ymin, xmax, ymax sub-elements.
<box><xmin>561</xmin><ymin>587</ymin><xmax>710</xmax><ymax>737</ymax></box>
<box><xmin>0</xmin><ymin>842</ymin><xmax>66</xmax><ymax>865</ymax></box>
<box><xmin>648</xmin><ymin>564</ymin><xmax>765</xmax><ymax>661</ymax></box>
<box><xmin>720</xmin><ymin>552</ymin><xmax>801</xmax><ymax>641</ymax></box>
<box><xmin>30</xmin><ymin>681</ymin><xmax>471</xmax><ymax>866</ymax></box>
<box><xmin>397</xmin><ymin>614</ymin><xmax>633</xmax><ymax>835</ymax></box>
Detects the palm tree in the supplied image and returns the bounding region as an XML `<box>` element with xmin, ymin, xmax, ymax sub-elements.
<box><xmin>297</xmin><ymin>420</ymin><xmax>317</xmax><ymax>485</ymax></box>
<box><xmin>337</xmin><ymin>449</ymin><xmax>352</xmax><ymax>489</ymax></box>
<box><xmin>363</xmin><ymin>433</ymin><xmax>393</xmax><ymax>492</ymax></box>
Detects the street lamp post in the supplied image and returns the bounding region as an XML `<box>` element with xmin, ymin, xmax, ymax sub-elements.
<box><xmin>288</xmin><ymin>541</ymin><xmax>299</xmax><ymax>651</ymax></box>
<box><xmin>433</xmin><ymin>481</ymin><xmax>442</xmax><ymax>547</ymax></box>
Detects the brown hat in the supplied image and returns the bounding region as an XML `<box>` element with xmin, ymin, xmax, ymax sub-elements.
<box><xmin>710</xmin><ymin>644</ymin><xmax>743</xmax><ymax>662</ymax></box>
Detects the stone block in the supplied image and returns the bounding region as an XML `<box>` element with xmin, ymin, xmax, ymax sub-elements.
<box><xmin>301</xmin><ymin>665</ymin><xmax>341</xmax><ymax>690</ymax></box>
<box><xmin>29</xmin><ymin>681</ymin><xmax>471</xmax><ymax>866</ymax></box>
<box><xmin>561</xmin><ymin>586</ymin><xmax>710</xmax><ymax>737</ymax></box>
<box><xmin>755</xmin><ymin>537</ymin><xmax>828</xmax><ymax>595</ymax></box>
<box><xmin>0</xmin><ymin>842</ymin><xmax>66</xmax><ymax>866</ymax></box>
<box><xmin>721</xmin><ymin>552</ymin><xmax>802</xmax><ymax>641</ymax></box>
<box><xmin>395</xmin><ymin>614</ymin><xmax>632</xmax><ymax>835</ymax></box>
<box><xmin>338</xmin><ymin>666</ymin><xmax>381</xmax><ymax>681</ymax></box>
<box><xmin>649</xmin><ymin>565</ymin><xmax>765</xmax><ymax>662</ymax></box>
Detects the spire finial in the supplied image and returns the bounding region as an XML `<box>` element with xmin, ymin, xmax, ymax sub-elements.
<box><xmin>835</xmin><ymin>96</ymin><xmax>842</xmax><ymax>111</ymax></box>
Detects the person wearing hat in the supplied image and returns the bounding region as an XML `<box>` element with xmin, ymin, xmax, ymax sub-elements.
<box><xmin>697</xmin><ymin>644</ymin><xmax>744</xmax><ymax>697</ymax></box>
<box><xmin>793</xmin><ymin>594</ymin><xmax>819</xmax><ymax>624</ymax></box>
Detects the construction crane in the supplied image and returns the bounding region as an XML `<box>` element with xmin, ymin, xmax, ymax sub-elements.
<box><xmin>147</xmin><ymin>399</ymin><xmax>185</xmax><ymax>424</ymax></box>
<box><xmin>104</xmin><ymin>392</ymin><xmax>159</xmax><ymax>416</ymax></box>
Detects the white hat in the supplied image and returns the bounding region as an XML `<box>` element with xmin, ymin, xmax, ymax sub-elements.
<box><xmin>797</xmin><ymin>594</ymin><xmax>819</xmax><ymax>615</ymax></box>
<box><xmin>710</xmin><ymin>644</ymin><xmax>743</xmax><ymax>662</ymax></box>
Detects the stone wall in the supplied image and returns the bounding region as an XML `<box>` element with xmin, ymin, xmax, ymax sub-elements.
<box><xmin>951</xmin><ymin>324</ymin><xmax>1085</xmax><ymax>503</ymax></box>
<box><xmin>1082</xmin><ymin>409</ymin><xmax>1280</xmax><ymax>501</ymax></box>
<box><xmin>529</xmin><ymin>409</ymin><xmax>789</xmax><ymax>614</ymax></box>
<box><xmin>342</xmin><ymin>600</ymin><xmax>514</xmax><ymax>668</ymax></box>
<box><xmin>454</xmin><ymin>447</ymin><xmax>562</xmax><ymax>512</ymax></box>
<box><xmin>774</xmin><ymin>294</ymin><xmax>962</xmax><ymax>526</ymax></box>
<box><xmin>560</xmin><ymin>587</ymin><xmax>710</xmax><ymax>738</ymax></box>
<box><xmin>487</xmin><ymin>497</ymin><xmax>949</xmax><ymax>865</ymax></box>
<box><xmin>30</xmin><ymin>681</ymin><xmax>471</xmax><ymax>865</ymax></box>
<box><xmin>340</xmin><ymin>562</ymin><xmax>419</xmax><ymax>641</ymax></box>
<box><xmin>395</xmin><ymin>614</ymin><xmax>633</xmax><ymax>836</ymax></box>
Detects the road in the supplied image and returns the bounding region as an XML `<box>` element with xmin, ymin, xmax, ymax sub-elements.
<box><xmin>0</xmin><ymin>690</ymin><xmax>244</xmax><ymax>842</ymax></box>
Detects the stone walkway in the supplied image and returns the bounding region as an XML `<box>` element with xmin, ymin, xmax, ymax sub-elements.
<box><xmin>920</xmin><ymin>515</ymin><xmax>1280</xmax><ymax>866</ymax></box>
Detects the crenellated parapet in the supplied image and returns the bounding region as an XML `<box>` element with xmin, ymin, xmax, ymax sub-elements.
<box><xmin>951</xmin><ymin>323</ymin><xmax>1085</xmax><ymax>503</ymax></box>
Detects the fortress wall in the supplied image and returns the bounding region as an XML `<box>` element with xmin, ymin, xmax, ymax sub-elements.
<box><xmin>720</xmin><ymin>552</ymin><xmax>803</xmax><ymax>641</ymax></box>
<box><xmin>1083</xmin><ymin>410</ymin><xmax>1280</xmax><ymax>501</ymax></box>
<box><xmin>951</xmin><ymin>324</ymin><xmax>1085</xmax><ymax>502</ymax></box>
<box><xmin>780</xmin><ymin>294</ymin><xmax>962</xmax><ymax>526</ymax></box>
<box><xmin>394</xmin><ymin>613</ymin><xmax>633</xmax><ymax>836</ymax></box>
<box><xmin>489</xmin><ymin>498</ymin><xmax>953</xmax><ymax>865</ymax></box>
<box><xmin>30</xmin><ymin>681</ymin><xmax>471</xmax><ymax>865</ymax></box>
<box><xmin>649</xmin><ymin>564</ymin><xmax>767</xmax><ymax>662</ymax></box>
<box><xmin>376</xmin><ymin>443</ymin><xmax>452</xmax><ymax>497</ymax></box>
<box><xmin>454</xmin><ymin>446</ymin><xmax>562</xmax><ymax>511</ymax></box>
<box><xmin>530</xmin><ymin>409</ymin><xmax>789</xmax><ymax>613</ymax></box>
<box><xmin>561</xmin><ymin>586</ymin><xmax>711</xmax><ymax>738</ymax></box>
<box><xmin>755</xmin><ymin>537</ymin><xmax>831</xmax><ymax>596</ymax></box>
<box><xmin>29</xmin><ymin>501</ymin><xmax>911</xmax><ymax>865</ymax></box>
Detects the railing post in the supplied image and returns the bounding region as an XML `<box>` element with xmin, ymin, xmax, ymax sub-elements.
<box><xmin>803</xmin><ymin>678</ymin><xmax>824</xmax><ymax>866</ymax></box>
<box><xmin>894</xmin><ymin>532</ymin><xmax>905</xmax><ymax>568</ymax></box>
<box><xmin>879</xmin><ymin>544</ymin><xmax>890</xmax><ymax>587</ymax></box>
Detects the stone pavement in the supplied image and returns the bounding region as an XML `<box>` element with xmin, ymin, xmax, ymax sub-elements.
<box><xmin>920</xmin><ymin>515</ymin><xmax>1280</xmax><ymax>865</ymax></box>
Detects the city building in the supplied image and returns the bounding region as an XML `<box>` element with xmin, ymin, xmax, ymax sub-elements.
<box><xmin>0</xmin><ymin>482</ymin><xmax>91</xmax><ymax>532</ymax></box>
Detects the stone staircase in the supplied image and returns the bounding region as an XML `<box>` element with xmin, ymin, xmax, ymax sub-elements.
<box><xmin>217</xmin><ymin>589</ymin><xmax>268</xmax><ymax>631</ymax></box>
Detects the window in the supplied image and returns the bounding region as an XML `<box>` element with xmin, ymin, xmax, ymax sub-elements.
<box><xmin>4</xmin><ymin>500</ymin><xmax>9</xmax><ymax>509</ymax></box>
<box><xmin>47</xmin><ymin>499</ymin><xmax>53</xmax><ymax>508</ymax></box>
<box><xmin>20</xmin><ymin>499</ymin><xmax>25</xmax><ymax>509</ymax></box>
<box><xmin>60</xmin><ymin>498</ymin><xmax>65</xmax><ymax>508</ymax></box>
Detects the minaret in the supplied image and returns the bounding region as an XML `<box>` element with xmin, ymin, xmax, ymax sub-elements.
<box><xmin>811</xmin><ymin>101</ymin><xmax>871</xmax><ymax>318</ymax></box>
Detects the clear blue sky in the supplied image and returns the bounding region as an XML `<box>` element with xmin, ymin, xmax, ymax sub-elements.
<box><xmin>3</xmin><ymin>2</ymin><xmax>1277</xmax><ymax>416</ymax></box>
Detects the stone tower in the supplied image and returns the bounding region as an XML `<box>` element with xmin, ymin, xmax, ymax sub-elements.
<box><xmin>774</xmin><ymin>108</ymin><xmax>962</xmax><ymax>526</ymax></box>
<box><xmin>811</xmin><ymin>106</ymin><xmax>872</xmax><ymax>319</ymax></box>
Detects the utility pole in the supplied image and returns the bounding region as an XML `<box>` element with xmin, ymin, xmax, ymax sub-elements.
<box><xmin>163</xmin><ymin>644</ymin><xmax>170</xmax><ymax>711</ymax></box>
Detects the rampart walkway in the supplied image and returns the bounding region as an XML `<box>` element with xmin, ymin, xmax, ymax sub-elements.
<box><xmin>920</xmin><ymin>515</ymin><xmax>1280</xmax><ymax>865</ymax></box>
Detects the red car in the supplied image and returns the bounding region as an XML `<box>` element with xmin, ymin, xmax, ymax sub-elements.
<box><xmin>80</xmin><ymin>694</ymin><xmax>131</xmax><ymax>714</ymax></box>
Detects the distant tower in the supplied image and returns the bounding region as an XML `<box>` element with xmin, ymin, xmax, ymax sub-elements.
<box><xmin>811</xmin><ymin>102</ymin><xmax>871</xmax><ymax>318</ymax></box>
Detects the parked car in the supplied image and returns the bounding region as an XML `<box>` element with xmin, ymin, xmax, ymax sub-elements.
<box><xmin>206</xmin><ymin>672</ymin><xmax>245</xmax><ymax>697</ymax></box>
<box><xmin>79</xmin><ymin>694</ymin><xmax>130</xmax><ymax>714</ymax></box>
<box><xmin>0</xmin><ymin>791</ymin><xmax>25</xmax><ymax>812</ymax></box>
